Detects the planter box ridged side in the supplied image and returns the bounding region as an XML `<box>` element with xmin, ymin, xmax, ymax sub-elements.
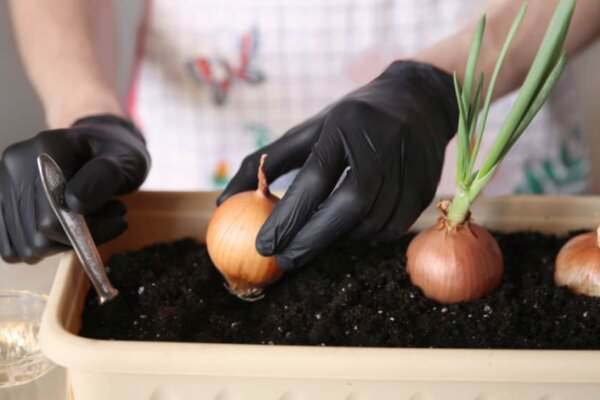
<box><xmin>40</xmin><ymin>192</ymin><xmax>600</xmax><ymax>400</ymax></box>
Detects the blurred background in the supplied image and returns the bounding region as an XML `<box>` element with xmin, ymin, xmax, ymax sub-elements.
<box><xmin>1</xmin><ymin>1</ymin><xmax>599</xmax><ymax>191</ymax></box>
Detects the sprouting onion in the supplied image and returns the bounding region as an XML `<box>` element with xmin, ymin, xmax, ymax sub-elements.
<box><xmin>407</xmin><ymin>0</ymin><xmax>576</xmax><ymax>303</ymax></box>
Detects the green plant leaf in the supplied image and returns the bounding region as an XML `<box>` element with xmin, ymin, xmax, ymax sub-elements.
<box><xmin>468</xmin><ymin>72</ymin><xmax>485</xmax><ymax>143</ymax></box>
<box><xmin>453</xmin><ymin>73</ymin><xmax>470</xmax><ymax>185</ymax></box>
<box><xmin>468</xmin><ymin>2</ymin><xmax>527</xmax><ymax>174</ymax></box>
<box><xmin>477</xmin><ymin>0</ymin><xmax>576</xmax><ymax>181</ymax></box>
<box><xmin>446</xmin><ymin>0</ymin><xmax>576</xmax><ymax>225</ymax></box>
<box><xmin>503</xmin><ymin>51</ymin><xmax>567</xmax><ymax>157</ymax></box>
<box><xmin>462</xmin><ymin>15</ymin><xmax>486</xmax><ymax>113</ymax></box>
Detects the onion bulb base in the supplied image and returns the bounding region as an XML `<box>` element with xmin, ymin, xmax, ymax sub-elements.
<box><xmin>223</xmin><ymin>282</ymin><xmax>265</xmax><ymax>302</ymax></box>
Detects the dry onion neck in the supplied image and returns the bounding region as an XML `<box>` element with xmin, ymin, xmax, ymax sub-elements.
<box><xmin>445</xmin><ymin>191</ymin><xmax>472</xmax><ymax>229</ymax></box>
<box><xmin>437</xmin><ymin>200</ymin><xmax>473</xmax><ymax>232</ymax></box>
<box><xmin>257</xmin><ymin>154</ymin><xmax>270</xmax><ymax>197</ymax></box>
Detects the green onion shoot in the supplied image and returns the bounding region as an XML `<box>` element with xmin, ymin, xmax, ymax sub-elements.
<box><xmin>407</xmin><ymin>0</ymin><xmax>576</xmax><ymax>303</ymax></box>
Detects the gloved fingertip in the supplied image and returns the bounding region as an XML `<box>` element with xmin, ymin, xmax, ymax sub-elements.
<box><xmin>0</xmin><ymin>252</ymin><xmax>20</xmax><ymax>264</ymax></box>
<box><xmin>217</xmin><ymin>179</ymin><xmax>255</xmax><ymax>206</ymax></box>
<box><xmin>114</xmin><ymin>201</ymin><xmax>127</xmax><ymax>217</ymax></box>
<box><xmin>255</xmin><ymin>232</ymin><xmax>276</xmax><ymax>256</ymax></box>
<box><xmin>256</xmin><ymin>215</ymin><xmax>281</xmax><ymax>256</ymax></box>
<box><xmin>93</xmin><ymin>199</ymin><xmax>127</xmax><ymax>218</ymax></box>
<box><xmin>91</xmin><ymin>218</ymin><xmax>128</xmax><ymax>245</ymax></box>
<box><xmin>276</xmin><ymin>254</ymin><xmax>295</xmax><ymax>272</ymax></box>
<box><xmin>110</xmin><ymin>219</ymin><xmax>128</xmax><ymax>240</ymax></box>
<box><xmin>0</xmin><ymin>237</ymin><xmax>18</xmax><ymax>263</ymax></box>
<box><xmin>65</xmin><ymin>157</ymin><xmax>124</xmax><ymax>214</ymax></box>
<box><xmin>23</xmin><ymin>256</ymin><xmax>43</xmax><ymax>266</ymax></box>
<box><xmin>64</xmin><ymin>190</ymin><xmax>88</xmax><ymax>214</ymax></box>
<box><xmin>216</xmin><ymin>192</ymin><xmax>229</xmax><ymax>207</ymax></box>
<box><xmin>18</xmin><ymin>246</ymin><xmax>40</xmax><ymax>265</ymax></box>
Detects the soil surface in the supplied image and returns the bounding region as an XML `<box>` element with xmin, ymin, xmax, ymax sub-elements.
<box><xmin>80</xmin><ymin>231</ymin><xmax>600</xmax><ymax>349</ymax></box>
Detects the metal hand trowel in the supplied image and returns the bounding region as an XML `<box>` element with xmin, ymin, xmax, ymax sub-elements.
<box><xmin>37</xmin><ymin>153</ymin><xmax>118</xmax><ymax>304</ymax></box>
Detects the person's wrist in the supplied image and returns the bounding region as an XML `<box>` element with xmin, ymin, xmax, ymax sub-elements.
<box><xmin>44</xmin><ymin>89</ymin><xmax>124</xmax><ymax>129</ymax></box>
<box><xmin>72</xmin><ymin>114</ymin><xmax>145</xmax><ymax>143</ymax></box>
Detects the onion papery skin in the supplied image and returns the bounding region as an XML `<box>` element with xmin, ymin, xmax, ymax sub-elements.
<box><xmin>406</xmin><ymin>221</ymin><xmax>503</xmax><ymax>303</ymax></box>
<box><xmin>206</xmin><ymin>189</ymin><xmax>283</xmax><ymax>299</ymax></box>
<box><xmin>555</xmin><ymin>232</ymin><xmax>600</xmax><ymax>297</ymax></box>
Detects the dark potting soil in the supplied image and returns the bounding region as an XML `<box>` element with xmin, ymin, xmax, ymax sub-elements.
<box><xmin>80</xmin><ymin>231</ymin><xmax>600</xmax><ymax>349</ymax></box>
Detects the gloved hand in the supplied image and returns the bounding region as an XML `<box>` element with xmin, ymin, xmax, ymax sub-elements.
<box><xmin>219</xmin><ymin>60</ymin><xmax>458</xmax><ymax>271</ymax></box>
<box><xmin>0</xmin><ymin>114</ymin><xmax>150</xmax><ymax>264</ymax></box>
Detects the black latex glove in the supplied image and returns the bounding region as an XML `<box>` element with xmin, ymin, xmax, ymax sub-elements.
<box><xmin>0</xmin><ymin>114</ymin><xmax>150</xmax><ymax>264</ymax></box>
<box><xmin>218</xmin><ymin>60</ymin><xmax>458</xmax><ymax>271</ymax></box>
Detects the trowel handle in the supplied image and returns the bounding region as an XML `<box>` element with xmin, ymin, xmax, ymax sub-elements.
<box><xmin>37</xmin><ymin>153</ymin><xmax>118</xmax><ymax>304</ymax></box>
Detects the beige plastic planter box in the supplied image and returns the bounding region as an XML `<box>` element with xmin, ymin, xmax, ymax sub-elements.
<box><xmin>40</xmin><ymin>192</ymin><xmax>600</xmax><ymax>400</ymax></box>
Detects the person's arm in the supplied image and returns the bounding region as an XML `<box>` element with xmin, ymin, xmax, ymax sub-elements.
<box><xmin>414</xmin><ymin>0</ymin><xmax>600</xmax><ymax>99</ymax></box>
<box><xmin>8</xmin><ymin>0</ymin><xmax>123</xmax><ymax>128</ymax></box>
<box><xmin>0</xmin><ymin>0</ymin><xmax>150</xmax><ymax>264</ymax></box>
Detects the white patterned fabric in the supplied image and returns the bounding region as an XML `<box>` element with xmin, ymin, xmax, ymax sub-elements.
<box><xmin>129</xmin><ymin>0</ymin><xmax>587</xmax><ymax>195</ymax></box>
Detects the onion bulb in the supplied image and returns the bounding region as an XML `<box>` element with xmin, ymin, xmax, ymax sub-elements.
<box><xmin>555</xmin><ymin>227</ymin><xmax>600</xmax><ymax>297</ymax></box>
<box><xmin>206</xmin><ymin>154</ymin><xmax>283</xmax><ymax>300</ymax></box>
<box><xmin>406</xmin><ymin>201</ymin><xmax>503</xmax><ymax>303</ymax></box>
